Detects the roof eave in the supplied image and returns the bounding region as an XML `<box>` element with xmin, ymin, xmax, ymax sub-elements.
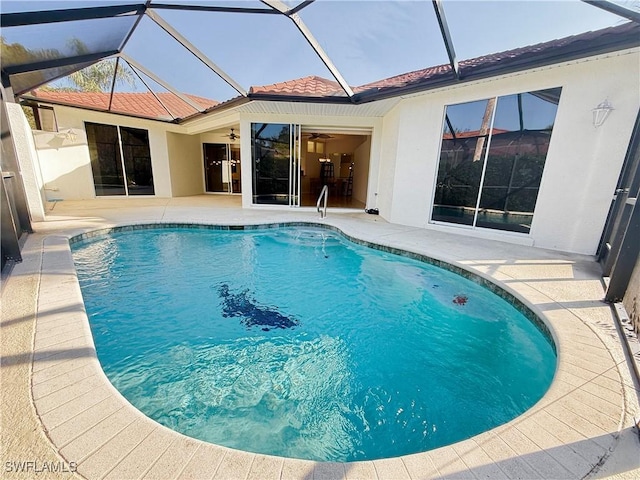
<box><xmin>20</xmin><ymin>95</ymin><xmax>180</xmax><ymax>124</ymax></box>
<box><xmin>354</xmin><ymin>31</ymin><xmax>640</xmax><ymax>104</ymax></box>
<box><xmin>177</xmin><ymin>95</ymin><xmax>251</xmax><ymax>123</ymax></box>
<box><xmin>177</xmin><ymin>93</ymin><xmax>353</xmax><ymax>124</ymax></box>
<box><xmin>247</xmin><ymin>93</ymin><xmax>353</xmax><ymax>104</ymax></box>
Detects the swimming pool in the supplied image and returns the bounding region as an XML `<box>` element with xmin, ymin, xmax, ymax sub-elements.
<box><xmin>71</xmin><ymin>224</ymin><xmax>556</xmax><ymax>462</ymax></box>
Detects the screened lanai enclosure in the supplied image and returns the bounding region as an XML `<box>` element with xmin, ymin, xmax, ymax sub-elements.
<box><xmin>1</xmin><ymin>0</ymin><xmax>640</xmax><ymax>305</ymax></box>
<box><xmin>2</xmin><ymin>1</ymin><xmax>639</xmax><ymax>113</ymax></box>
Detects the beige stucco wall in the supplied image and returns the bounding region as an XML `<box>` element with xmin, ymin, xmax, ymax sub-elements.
<box><xmin>377</xmin><ymin>48</ymin><xmax>640</xmax><ymax>255</ymax></box>
<box><xmin>353</xmin><ymin>136</ymin><xmax>371</xmax><ymax>205</ymax></box>
<box><xmin>4</xmin><ymin>103</ymin><xmax>46</xmax><ymax>221</ymax></box>
<box><xmin>166</xmin><ymin>132</ymin><xmax>204</xmax><ymax>196</ymax></box>
<box><xmin>32</xmin><ymin>106</ymin><xmax>179</xmax><ymax>199</ymax></box>
<box><xmin>33</xmin><ymin>128</ymin><xmax>96</xmax><ymax>201</ymax></box>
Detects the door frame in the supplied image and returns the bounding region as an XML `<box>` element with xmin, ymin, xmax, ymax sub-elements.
<box><xmin>203</xmin><ymin>142</ymin><xmax>241</xmax><ymax>194</ymax></box>
<box><xmin>250</xmin><ymin>122</ymin><xmax>301</xmax><ymax>207</ymax></box>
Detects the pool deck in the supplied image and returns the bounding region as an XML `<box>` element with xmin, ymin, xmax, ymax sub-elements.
<box><xmin>1</xmin><ymin>195</ymin><xmax>639</xmax><ymax>480</ymax></box>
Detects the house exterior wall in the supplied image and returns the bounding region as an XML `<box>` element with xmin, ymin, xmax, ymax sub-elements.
<box><xmin>166</xmin><ymin>132</ymin><xmax>204</xmax><ymax>196</ymax></box>
<box><xmin>16</xmin><ymin>50</ymin><xmax>638</xmax><ymax>256</ymax></box>
<box><xmin>353</xmin><ymin>136</ymin><xmax>372</xmax><ymax>205</ymax></box>
<box><xmin>376</xmin><ymin>107</ymin><xmax>401</xmax><ymax>215</ymax></box>
<box><xmin>5</xmin><ymin>103</ymin><xmax>46</xmax><ymax>221</ymax></box>
<box><xmin>33</xmin><ymin>106</ymin><xmax>180</xmax><ymax>199</ymax></box>
<box><xmin>33</xmin><ymin>128</ymin><xmax>96</xmax><ymax>201</ymax></box>
<box><xmin>377</xmin><ymin>49</ymin><xmax>640</xmax><ymax>255</ymax></box>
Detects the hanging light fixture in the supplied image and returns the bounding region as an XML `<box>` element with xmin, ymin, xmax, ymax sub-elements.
<box><xmin>592</xmin><ymin>99</ymin><xmax>614</xmax><ymax>128</ymax></box>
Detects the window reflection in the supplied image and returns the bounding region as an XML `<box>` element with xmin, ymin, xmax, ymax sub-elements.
<box><xmin>120</xmin><ymin>127</ymin><xmax>154</xmax><ymax>195</ymax></box>
<box><xmin>432</xmin><ymin>87</ymin><xmax>561</xmax><ymax>233</ymax></box>
<box><xmin>433</xmin><ymin>99</ymin><xmax>493</xmax><ymax>226</ymax></box>
<box><xmin>86</xmin><ymin>122</ymin><xmax>154</xmax><ymax>196</ymax></box>
<box><xmin>251</xmin><ymin>123</ymin><xmax>291</xmax><ymax>205</ymax></box>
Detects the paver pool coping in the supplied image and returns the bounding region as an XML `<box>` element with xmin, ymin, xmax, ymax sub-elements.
<box><xmin>16</xmin><ymin>207</ymin><xmax>637</xmax><ymax>479</ymax></box>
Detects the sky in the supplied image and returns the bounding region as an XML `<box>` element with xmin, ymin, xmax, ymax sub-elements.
<box><xmin>2</xmin><ymin>0</ymin><xmax>637</xmax><ymax>102</ymax></box>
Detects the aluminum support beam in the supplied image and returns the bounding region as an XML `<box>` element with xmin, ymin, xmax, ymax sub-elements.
<box><xmin>1</xmin><ymin>175</ymin><xmax>22</xmax><ymax>264</ymax></box>
<box><xmin>581</xmin><ymin>0</ymin><xmax>640</xmax><ymax>24</ymax></box>
<box><xmin>151</xmin><ymin>3</ymin><xmax>278</xmax><ymax>14</ymax></box>
<box><xmin>107</xmin><ymin>57</ymin><xmax>121</xmax><ymax>111</ymax></box>
<box><xmin>261</xmin><ymin>0</ymin><xmax>355</xmax><ymax>99</ymax></box>
<box><xmin>432</xmin><ymin>0</ymin><xmax>460</xmax><ymax>80</ymax></box>
<box><xmin>119</xmin><ymin>54</ymin><xmax>205</xmax><ymax>112</ymax></box>
<box><xmin>1</xmin><ymin>72</ymin><xmax>14</xmax><ymax>101</ymax></box>
<box><xmin>288</xmin><ymin>1</ymin><xmax>316</xmax><ymax>15</ymax></box>
<box><xmin>606</xmin><ymin>196</ymin><xmax>640</xmax><ymax>302</ymax></box>
<box><xmin>127</xmin><ymin>62</ymin><xmax>179</xmax><ymax>120</ymax></box>
<box><xmin>146</xmin><ymin>9</ymin><xmax>248</xmax><ymax>97</ymax></box>
<box><xmin>119</xmin><ymin>0</ymin><xmax>152</xmax><ymax>52</ymax></box>
<box><xmin>3</xmin><ymin>51</ymin><xmax>119</xmax><ymax>75</ymax></box>
<box><xmin>1</xmin><ymin>4</ymin><xmax>146</xmax><ymax>27</ymax></box>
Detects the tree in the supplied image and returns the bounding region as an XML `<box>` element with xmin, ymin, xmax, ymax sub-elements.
<box><xmin>0</xmin><ymin>36</ymin><xmax>135</xmax><ymax>94</ymax></box>
<box><xmin>62</xmin><ymin>40</ymin><xmax>135</xmax><ymax>92</ymax></box>
<box><xmin>67</xmin><ymin>58</ymin><xmax>135</xmax><ymax>93</ymax></box>
<box><xmin>1</xmin><ymin>36</ymin><xmax>62</xmax><ymax>91</ymax></box>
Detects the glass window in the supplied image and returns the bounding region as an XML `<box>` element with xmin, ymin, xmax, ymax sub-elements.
<box><xmin>21</xmin><ymin>103</ymin><xmax>57</xmax><ymax>131</ymax></box>
<box><xmin>432</xmin><ymin>98</ymin><xmax>494</xmax><ymax>226</ymax></box>
<box><xmin>120</xmin><ymin>127</ymin><xmax>154</xmax><ymax>195</ymax></box>
<box><xmin>432</xmin><ymin>87</ymin><xmax>561</xmax><ymax>234</ymax></box>
<box><xmin>86</xmin><ymin>122</ymin><xmax>125</xmax><ymax>196</ymax></box>
<box><xmin>86</xmin><ymin>122</ymin><xmax>154</xmax><ymax>196</ymax></box>
<box><xmin>37</xmin><ymin>105</ymin><xmax>57</xmax><ymax>132</ymax></box>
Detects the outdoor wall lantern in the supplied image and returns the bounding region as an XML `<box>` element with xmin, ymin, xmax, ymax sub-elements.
<box><xmin>592</xmin><ymin>99</ymin><xmax>614</xmax><ymax>127</ymax></box>
<box><xmin>56</xmin><ymin>128</ymin><xmax>77</xmax><ymax>143</ymax></box>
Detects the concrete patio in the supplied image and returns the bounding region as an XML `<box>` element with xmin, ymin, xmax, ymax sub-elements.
<box><xmin>1</xmin><ymin>195</ymin><xmax>639</xmax><ymax>479</ymax></box>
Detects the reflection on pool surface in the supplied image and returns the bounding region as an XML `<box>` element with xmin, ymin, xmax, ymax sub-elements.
<box><xmin>72</xmin><ymin>226</ymin><xmax>556</xmax><ymax>462</ymax></box>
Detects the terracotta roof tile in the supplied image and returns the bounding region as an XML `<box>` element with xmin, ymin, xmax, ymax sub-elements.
<box><xmin>21</xmin><ymin>22</ymin><xmax>639</xmax><ymax>118</ymax></box>
<box><xmin>355</xmin><ymin>22</ymin><xmax>640</xmax><ymax>97</ymax></box>
<box><xmin>249</xmin><ymin>75</ymin><xmax>346</xmax><ymax>97</ymax></box>
<box><xmin>248</xmin><ymin>23</ymin><xmax>639</xmax><ymax>101</ymax></box>
<box><xmin>27</xmin><ymin>90</ymin><xmax>219</xmax><ymax>120</ymax></box>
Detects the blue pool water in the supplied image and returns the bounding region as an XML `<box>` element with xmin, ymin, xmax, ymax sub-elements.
<box><xmin>71</xmin><ymin>226</ymin><xmax>556</xmax><ymax>462</ymax></box>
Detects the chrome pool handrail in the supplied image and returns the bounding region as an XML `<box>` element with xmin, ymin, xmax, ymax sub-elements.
<box><xmin>316</xmin><ymin>185</ymin><xmax>329</xmax><ymax>218</ymax></box>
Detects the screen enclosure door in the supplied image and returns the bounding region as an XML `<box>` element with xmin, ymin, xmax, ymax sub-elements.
<box><xmin>251</xmin><ymin>123</ymin><xmax>301</xmax><ymax>206</ymax></box>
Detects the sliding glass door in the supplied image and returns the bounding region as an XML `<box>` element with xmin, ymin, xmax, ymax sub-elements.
<box><xmin>204</xmin><ymin>143</ymin><xmax>241</xmax><ymax>193</ymax></box>
<box><xmin>251</xmin><ymin>123</ymin><xmax>301</xmax><ymax>206</ymax></box>
<box><xmin>85</xmin><ymin>122</ymin><xmax>154</xmax><ymax>196</ymax></box>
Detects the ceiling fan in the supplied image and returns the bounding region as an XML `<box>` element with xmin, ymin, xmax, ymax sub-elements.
<box><xmin>303</xmin><ymin>132</ymin><xmax>333</xmax><ymax>140</ymax></box>
<box><xmin>225</xmin><ymin>128</ymin><xmax>239</xmax><ymax>141</ymax></box>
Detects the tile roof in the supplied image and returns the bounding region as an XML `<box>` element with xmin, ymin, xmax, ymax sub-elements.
<box><xmin>247</xmin><ymin>22</ymin><xmax>640</xmax><ymax>101</ymax></box>
<box><xmin>249</xmin><ymin>75</ymin><xmax>346</xmax><ymax>97</ymax></box>
<box><xmin>21</xmin><ymin>22</ymin><xmax>639</xmax><ymax>121</ymax></box>
<box><xmin>25</xmin><ymin>90</ymin><xmax>219</xmax><ymax>121</ymax></box>
<box><xmin>354</xmin><ymin>21</ymin><xmax>640</xmax><ymax>98</ymax></box>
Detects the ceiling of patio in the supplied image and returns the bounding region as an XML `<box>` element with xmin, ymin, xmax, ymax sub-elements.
<box><xmin>1</xmin><ymin>0</ymin><xmax>639</xmax><ymax>122</ymax></box>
